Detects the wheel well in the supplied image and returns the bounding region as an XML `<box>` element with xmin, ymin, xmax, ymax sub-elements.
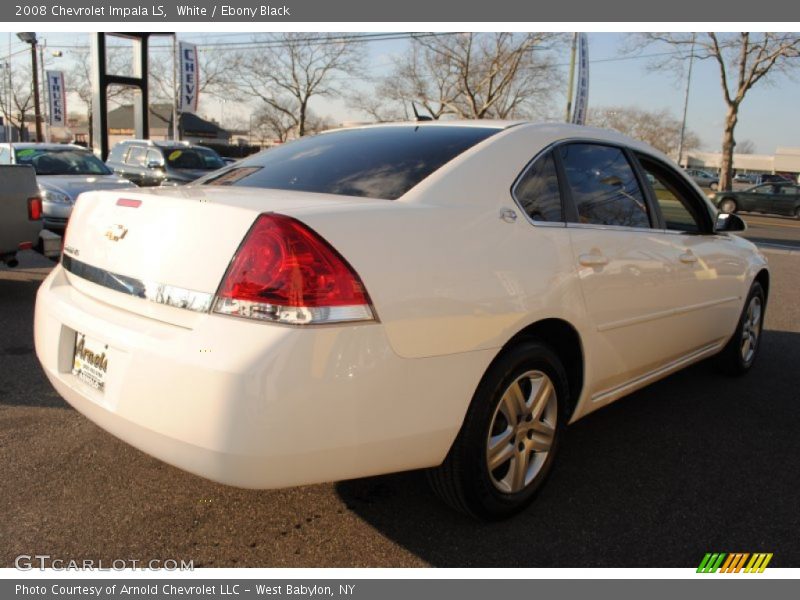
<box><xmin>503</xmin><ymin>319</ymin><xmax>584</xmax><ymax>417</ymax></box>
<box><xmin>755</xmin><ymin>269</ymin><xmax>770</xmax><ymax>301</ymax></box>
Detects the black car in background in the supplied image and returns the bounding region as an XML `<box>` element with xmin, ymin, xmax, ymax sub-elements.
<box><xmin>106</xmin><ymin>140</ymin><xmax>226</xmax><ymax>186</ymax></box>
<box><xmin>715</xmin><ymin>182</ymin><xmax>800</xmax><ymax>219</ymax></box>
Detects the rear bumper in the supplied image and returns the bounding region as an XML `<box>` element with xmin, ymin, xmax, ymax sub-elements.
<box><xmin>34</xmin><ymin>265</ymin><xmax>492</xmax><ymax>488</ymax></box>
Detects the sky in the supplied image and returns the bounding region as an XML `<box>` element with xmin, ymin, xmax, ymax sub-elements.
<box><xmin>3</xmin><ymin>31</ymin><xmax>799</xmax><ymax>154</ymax></box>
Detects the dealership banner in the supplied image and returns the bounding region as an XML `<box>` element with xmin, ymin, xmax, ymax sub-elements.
<box><xmin>570</xmin><ymin>33</ymin><xmax>590</xmax><ymax>126</ymax></box>
<box><xmin>46</xmin><ymin>70</ymin><xmax>67</xmax><ymax>127</ymax></box>
<box><xmin>178</xmin><ymin>41</ymin><xmax>200</xmax><ymax>114</ymax></box>
<box><xmin>0</xmin><ymin>0</ymin><xmax>797</xmax><ymax>21</ymax></box>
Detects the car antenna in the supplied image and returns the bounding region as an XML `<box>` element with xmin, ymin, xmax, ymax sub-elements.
<box><xmin>411</xmin><ymin>102</ymin><xmax>433</xmax><ymax>122</ymax></box>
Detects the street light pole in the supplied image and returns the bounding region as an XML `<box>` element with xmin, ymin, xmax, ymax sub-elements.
<box><xmin>677</xmin><ymin>33</ymin><xmax>696</xmax><ymax>168</ymax></box>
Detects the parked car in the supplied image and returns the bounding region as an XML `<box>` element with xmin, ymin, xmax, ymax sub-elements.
<box><xmin>754</xmin><ymin>173</ymin><xmax>792</xmax><ymax>185</ymax></box>
<box><xmin>1</xmin><ymin>143</ymin><xmax>133</xmax><ymax>234</ymax></box>
<box><xmin>733</xmin><ymin>173</ymin><xmax>756</xmax><ymax>184</ymax></box>
<box><xmin>684</xmin><ymin>168</ymin><xmax>719</xmax><ymax>190</ymax></box>
<box><xmin>35</xmin><ymin>122</ymin><xmax>768</xmax><ymax>519</ymax></box>
<box><xmin>715</xmin><ymin>182</ymin><xmax>800</xmax><ymax>218</ymax></box>
<box><xmin>0</xmin><ymin>165</ymin><xmax>42</xmax><ymax>267</ymax></box>
<box><xmin>106</xmin><ymin>140</ymin><xmax>226</xmax><ymax>186</ymax></box>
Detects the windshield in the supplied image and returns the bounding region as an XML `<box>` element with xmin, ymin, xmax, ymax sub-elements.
<box><xmin>164</xmin><ymin>147</ymin><xmax>225</xmax><ymax>170</ymax></box>
<box><xmin>199</xmin><ymin>126</ymin><xmax>501</xmax><ymax>200</ymax></box>
<box><xmin>15</xmin><ymin>147</ymin><xmax>112</xmax><ymax>176</ymax></box>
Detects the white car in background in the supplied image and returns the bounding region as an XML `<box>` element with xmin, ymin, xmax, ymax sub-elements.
<box><xmin>34</xmin><ymin>122</ymin><xmax>768</xmax><ymax>519</ymax></box>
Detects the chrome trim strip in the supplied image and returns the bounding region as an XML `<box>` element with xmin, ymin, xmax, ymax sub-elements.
<box><xmin>591</xmin><ymin>341</ymin><xmax>722</xmax><ymax>404</ymax></box>
<box><xmin>62</xmin><ymin>254</ymin><xmax>214</xmax><ymax>313</ymax></box>
<box><xmin>596</xmin><ymin>296</ymin><xmax>741</xmax><ymax>332</ymax></box>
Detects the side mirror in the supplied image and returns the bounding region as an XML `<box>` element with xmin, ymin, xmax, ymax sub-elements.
<box><xmin>146</xmin><ymin>160</ymin><xmax>164</xmax><ymax>170</ymax></box>
<box><xmin>715</xmin><ymin>212</ymin><xmax>747</xmax><ymax>233</ymax></box>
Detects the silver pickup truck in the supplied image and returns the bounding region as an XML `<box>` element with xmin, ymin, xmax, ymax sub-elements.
<box><xmin>1</xmin><ymin>165</ymin><xmax>43</xmax><ymax>267</ymax></box>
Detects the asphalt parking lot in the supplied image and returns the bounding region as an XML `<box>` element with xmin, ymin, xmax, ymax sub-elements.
<box><xmin>2</xmin><ymin>216</ymin><xmax>799</xmax><ymax>568</ymax></box>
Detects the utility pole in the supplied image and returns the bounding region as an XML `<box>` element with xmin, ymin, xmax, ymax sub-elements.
<box><xmin>172</xmin><ymin>34</ymin><xmax>179</xmax><ymax>141</ymax></box>
<box><xmin>16</xmin><ymin>32</ymin><xmax>42</xmax><ymax>142</ymax></box>
<box><xmin>677</xmin><ymin>33</ymin><xmax>696</xmax><ymax>168</ymax></box>
<box><xmin>39</xmin><ymin>41</ymin><xmax>50</xmax><ymax>143</ymax></box>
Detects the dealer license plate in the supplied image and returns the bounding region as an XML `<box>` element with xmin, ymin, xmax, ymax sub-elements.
<box><xmin>72</xmin><ymin>332</ymin><xmax>109</xmax><ymax>392</ymax></box>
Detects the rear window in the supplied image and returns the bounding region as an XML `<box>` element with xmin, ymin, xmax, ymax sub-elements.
<box><xmin>200</xmin><ymin>126</ymin><xmax>500</xmax><ymax>200</ymax></box>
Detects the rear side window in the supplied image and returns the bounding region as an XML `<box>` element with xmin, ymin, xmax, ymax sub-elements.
<box><xmin>560</xmin><ymin>143</ymin><xmax>650</xmax><ymax>228</ymax></box>
<box><xmin>513</xmin><ymin>151</ymin><xmax>563</xmax><ymax>222</ymax></box>
<box><xmin>201</xmin><ymin>126</ymin><xmax>500</xmax><ymax>200</ymax></box>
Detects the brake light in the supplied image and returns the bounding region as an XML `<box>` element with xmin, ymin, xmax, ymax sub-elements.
<box><xmin>213</xmin><ymin>213</ymin><xmax>374</xmax><ymax>325</ymax></box>
<box><xmin>116</xmin><ymin>198</ymin><xmax>142</xmax><ymax>208</ymax></box>
<box><xmin>28</xmin><ymin>197</ymin><xmax>42</xmax><ymax>220</ymax></box>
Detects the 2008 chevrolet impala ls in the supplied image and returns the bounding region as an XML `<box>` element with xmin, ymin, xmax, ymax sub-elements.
<box><xmin>34</xmin><ymin>122</ymin><xmax>768</xmax><ymax>519</ymax></box>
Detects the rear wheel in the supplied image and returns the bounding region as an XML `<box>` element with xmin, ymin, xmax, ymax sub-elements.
<box><xmin>710</xmin><ymin>182</ymin><xmax>719</xmax><ymax>191</ymax></box>
<box><xmin>719</xmin><ymin>198</ymin><xmax>738</xmax><ymax>214</ymax></box>
<box><xmin>427</xmin><ymin>341</ymin><xmax>567</xmax><ymax>520</ymax></box>
<box><xmin>716</xmin><ymin>282</ymin><xmax>765</xmax><ymax>375</ymax></box>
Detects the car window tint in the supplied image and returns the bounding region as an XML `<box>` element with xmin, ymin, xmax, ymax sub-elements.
<box><xmin>513</xmin><ymin>151</ymin><xmax>563</xmax><ymax>222</ymax></box>
<box><xmin>780</xmin><ymin>186</ymin><xmax>797</xmax><ymax>195</ymax></box>
<box><xmin>126</xmin><ymin>146</ymin><xmax>147</xmax><ymax>166</ymax></box>
<box><xmin>200</xmin><ymin>126</ymin><xmax>500</xmax><ymax>200</ymax></box>
<box><xmin>0</xmin><ymin>146</ymin><xmax>9</xmax><ymax>164</ymax></box>
<box><xmin>637</xmin><ymin>156</ymin><xmax>703</xmax><ymax>234</ymax></box>
<box><xmin>559</xmin><ymin>144</ymin><xmax>650</xmax><ymax>228</ymax></box>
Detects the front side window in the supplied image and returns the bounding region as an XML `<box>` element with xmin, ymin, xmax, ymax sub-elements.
<box><xmin>559</xmin><ymin>143</ymin><xmax>650</xmax><ymax>228</ymax></box>
<box><xmin>126</xmin><ymin>146</ymin><xmax>147</xmax><ymax>166</ymax></box>
<box><xmin>513</xmin><ymin>151</ymin><xmax>563</xmax><ymax>222</ymax></box>
<box><xmin>638</xmin><ymin>155</ymin><xmax>704</xmax><ymax>234</ymax></box>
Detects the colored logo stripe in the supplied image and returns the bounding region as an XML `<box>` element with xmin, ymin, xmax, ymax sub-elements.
<box><xmin>698</xmin><ymin>553</ymin><xmax>773</xmax><ymax>573</ymax></box>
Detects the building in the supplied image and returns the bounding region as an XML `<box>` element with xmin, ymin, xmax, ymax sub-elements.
<box><xmin>686</xmin><ymin>147</ymin><xmax>800</xmax><ymax>178</ymax></box>
<box><xmin>106</xmin><ymin>103</ymin><xmax>230</xmax><ymax>146</ymax></box>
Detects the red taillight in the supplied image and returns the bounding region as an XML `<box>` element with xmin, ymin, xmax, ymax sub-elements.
<box><xmin>28</xmin><ymin>197</ymin><xmax>42</xmax><ymax>220</ymax></box>
<box><xmin>116</xmin><ymin>198</ymin><xmax>142</xmax><ymax>208</ymax></box>
<box><xmin>213</xmin><ymin>213</ymin><xmax>374</xmax><ymax>325</ymax></box>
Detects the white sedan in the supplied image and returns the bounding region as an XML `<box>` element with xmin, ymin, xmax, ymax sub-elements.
<box><xmin>34</xmin><ymin>122</ymin><xmax>768</xmax><ymax>519</ymax></box>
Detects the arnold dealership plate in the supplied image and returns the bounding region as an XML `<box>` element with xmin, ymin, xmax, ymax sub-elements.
<box><xmin>72</xmin><ymin>332</ymin><xmax>109</xmax><ymax>392</ymax></box>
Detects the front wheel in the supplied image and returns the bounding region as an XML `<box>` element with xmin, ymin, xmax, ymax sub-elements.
<box><xmin>427</xmin><ymin>341</ymin><xmax>568</xmax><ymax>520</ymax></box>
<box><xmin>716</xmin><ymin>282</ymin><xmax>765</xmax><ymax>375</ymax></box>
<box><xmin>719</xmin><ymin>198</ymin><xmax>738</xmax><ymax>214</ymax></box>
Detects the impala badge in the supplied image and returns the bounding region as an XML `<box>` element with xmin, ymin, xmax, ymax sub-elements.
<box><xmin>105</xmin><ymin>224</ymin><xmax>128</xmax><ymax>242</ymax></box>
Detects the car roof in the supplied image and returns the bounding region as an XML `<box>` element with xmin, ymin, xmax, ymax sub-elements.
<box><xmin>9</xmin><ymin>142</ymin><xmax>88</xmax><ymax>151</ymax></box>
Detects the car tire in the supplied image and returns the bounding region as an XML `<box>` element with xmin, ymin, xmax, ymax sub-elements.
<box><xmin>427</xmin><ymin>340</ymin><xmax>568</xmax><ymax>520</ymax></box>
<box><xmin>795</xmin><ymin>207</ymin><xmax>800</xmax><ymax>220</ymax></box>
<box><xmin>719</xmin><ymin>198</ymin><xmax>738</xmax><ymax>214</ymax></box>
<box><xmin>710</xmin><ymin>182</ymin><xmax>719</xmax><ymax>191</ymax></box>
<box><xmin>715</xmin><ymin>281</ymin><xmax>765</xmax><ymax>376</ymax></box>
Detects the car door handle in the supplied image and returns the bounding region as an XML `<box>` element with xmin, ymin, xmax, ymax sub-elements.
<box><xmin>578</xmin><ymin>253</ymin><xmax>609</xmax><ymax>267</ymax></box>
<box><xmin>679</xmin><ymin>252</ymin><xmax>698</xmax><ymax>264</ymax></box>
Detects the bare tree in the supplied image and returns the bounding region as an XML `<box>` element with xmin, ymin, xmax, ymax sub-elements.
<box><xmin>736</xmin><ymin>139</ymin><xmax>757</xmax><ymax>154</ymax></box>
<box><xmin>0</xmin><ymin>63</ymin><xmax>34</xmax><ymax>140</ymax></box>
<box><xmin>148</xmin><ymin>46</ymin><xmax>238</xmax><ymax>104</ymax></box>
<box><xmin>233</xmin><ymin>33</ymin><xmax>363</xmax><ymax>138</ymax></box>
<box><xmin>629</xmin><ymin>33</ymin><xmax>800</xmax><ymax>190</ymax></box>
<box><xmin>66</xmin><ymin>47</ymin><xmax>133</xmax><ymax>145</ymax></box>
<box><xmin>355</xmin><ymin>33</ymin><xmax>563</xmax><ymax>121</ymax></box>
<box><xmin>588</xmin><ymin>105</ymin><xmax>701</xmax><ymax>158</ymax></box>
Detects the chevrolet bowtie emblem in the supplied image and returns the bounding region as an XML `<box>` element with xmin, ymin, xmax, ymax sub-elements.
<box><xmin>105</xmin><ymin>224</ymin><xmax>128</xmax><ymax>241</ymax></box>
